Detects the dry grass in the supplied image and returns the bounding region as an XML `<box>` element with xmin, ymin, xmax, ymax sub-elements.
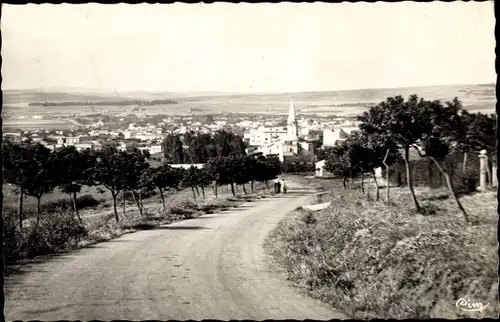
<box><xmin>2</xmin><ymin>184</ymin><xmax>111</xmax><ymax>218</ymax></box>
<box><xmin>265</xmin><ymin>179</ymin><xmax>498</xmax><ymax>319</ymax></box>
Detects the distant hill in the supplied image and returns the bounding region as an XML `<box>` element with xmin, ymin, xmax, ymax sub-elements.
<box><xmin>3</xmin><ymin>83</ymin><xmax>495</xmax><ymax>116</ymax></box>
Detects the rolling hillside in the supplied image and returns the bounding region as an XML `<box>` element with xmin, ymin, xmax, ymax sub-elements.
<box><xmin>2</xmin><ymin>83</ymin><xmax>495</xmax><ymax>117</ymax></box>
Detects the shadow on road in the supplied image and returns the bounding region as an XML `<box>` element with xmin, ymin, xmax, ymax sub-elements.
<box><xmin>155</xmin><ymin>225</ymin><xmax>209</xmax><ymax>230</ymax></box>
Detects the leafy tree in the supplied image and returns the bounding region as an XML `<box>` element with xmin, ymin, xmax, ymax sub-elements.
<box><xmin>197</xmin><ymin>167</ymin><xmax>214</xmax><ymax>199</ymax></box>
<box><xmin>324</xmin><ymin>144</ymin><xmax>351</xmax><ymax>189</ymax></box>
<box><xmin>162</xmin><ymin>133</ymin><xmax>185</xmax><ymax>164</ymax></box>
<box><xmin>243</xmin><ymin>156</ymin><xmax>259</xmax><ymax>193</ymax></box>
<box><xmin>253</xmin><ymin>155</ymin><xmax>281</xmax><ymax>189</ymax></box>
<box><xmin>205</xmin><ymin>156</ymin><xmax>227</xmax><ymax>198</ymax></box>
<box><xmin>357</xmin><ymin>107</ymin><xmax>402</xmax><ymax>203</ymax></box>
<box><xmin>122</xmin><ymin>150</ymin><xmax>150</xmax><ymax>216</ymax></box>
<box><xmin>324</xmin><ymin>140</ymin><xmax>363</xmax><ymax>191</ymax></box>
<box><xmin>53</xmin><ymin>146</ymin><xmax>95</xmax><ymax>223</ymax></box>
<box><xmin>462</xmin><ymin>112</ymin><xmax>496</xmax><ymax>184</ymax></box>
<box><xmin>410</xmin><ymin>99</ymin><xmax>473</xmax><ymax>223</ymax></box>
<box><xmin>453</xmin><ymin>110</ymin><xmax>496</xmax><ymax>170</ymax></box>
<box><xmin>356</xmin><ymin>95</ymin><xmax>436</xmax><ymax>212</ymax></box>
<box><xmin>2</xmin><ymin>142</ymin><xmax>42</xmax><ymax>228</ymax></box>
<box><xmin>91</xmin><ymin>146</ymin><xmax>129</xmax><ymax>222</ymax></box>
<box><xmin>146</xmin><ymin>164</ymin><xmax>179</xmax><ymax>211</ymax></box>
<box><xmin>213</xmin><ymin>130</ymin><xmax>247</xmax><ymax>158</ymax></box>
<box><xmin>181</xmin><ymin>166</ymin><xmax>202</xmax><ymax>201</ymax></box>
<box><xmin>18</xmin><ymin>143</ymin><xmax>59</xmax><ymax>227</ymax></box>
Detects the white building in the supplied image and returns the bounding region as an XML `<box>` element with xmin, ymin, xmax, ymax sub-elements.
<box><xmin>139</xmin><ymin>145</ymin><xmax>162</xmax><ymax>155</ymax></box>
<box><xmin>136</xmin><ymin>133</ymin><xmax>158</xmax><ymax>141</ymax></box>
<box><xmin>56</xmin><ymin>136</ymin><xmax>81</xmax><ymax>146</ymax></box>
<box><xmin>252</xmin><ymin>99</ymin><xmax>304</xmax><ymax>162</ymax></box>
<box><xmin>123</xmin><ymin>131</ymin><xmax>135</xmax><ymax>139</ymax></box>
<box><xmin>322</xmin><ymin>128</ymin><xmax>349</xmax><ymax>147</ymax></box>
<box><xmin>169</xmin><ymin>163</ymin><xmax>205</xmax><ymax>170</ymax></box>
<box><xmin>74</xmin><ymin>143</ymin><xmax>93</xmax><ymax>151</ymax></box>
<box><xmin>247</xmin><ymin>126</ymin><xmax>288</xmax><ymax>146</ymax></box>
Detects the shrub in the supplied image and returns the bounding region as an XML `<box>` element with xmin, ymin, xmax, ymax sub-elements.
<box><xmin>3</xmin><ymin>210</ymin><xmax>27</xmax><ymax>263</ymax></box>
<box><xmin>25</xmin><ymin>208</ymin><xmax>87</xmax><ymax>259</ymax></box>
<box><xmin>452</xmin><ymin>169</ymin><xmax>479</xmax><ymax>196</ymax></box>
<box><xmin>39</xmin><ymin>194</ymin><xmax>102</xmax><ymax>214</ymax></box>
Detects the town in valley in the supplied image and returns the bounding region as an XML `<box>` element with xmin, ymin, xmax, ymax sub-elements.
<box><xmin>2</xmin><ymin>2</ymin><xmax>497</xmax><ymax>321</ymax></box>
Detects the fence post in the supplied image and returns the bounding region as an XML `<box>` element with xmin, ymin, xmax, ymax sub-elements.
<box><xmin>492</xmin><ymin>165</ymin><xmax>498</xmax><ymax>188</ymax></box>
<box><xmin>479</xmin><ymin>150</ymin><xmax>488</xmax><ymax>192</ymax></box>
<box><xmin>492</xmin><ymin>154</ymin><xmax>498</xmax><ymax>188</ymax></box>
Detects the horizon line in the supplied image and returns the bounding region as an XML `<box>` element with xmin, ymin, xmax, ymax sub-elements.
<box><xmin>2</xmin><ymin>82</ymin><xmax>494</xmax><ymax>95</ymax></box>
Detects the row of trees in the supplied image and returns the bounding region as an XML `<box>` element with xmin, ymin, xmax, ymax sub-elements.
<box><xmin>162</xmin><ymin>129</ymin><xmax>247</xmax><ymax>164</ymax></box>
<box><xmin>3</xmin><ymin>141</ymin><xmax>282</xmax><ymax>230</ymax></box>
<box><xmin>322</xmin><ymin>95</ymin><xmax>496</xmax><ymax>224</ymax></box>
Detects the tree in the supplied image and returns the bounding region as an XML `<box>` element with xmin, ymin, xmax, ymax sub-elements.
<box><xmin>91</xmin><ymin>147</ymin><xmax>128</xmax><ymax>222</ymax></box>
<box><xmin>324</xmin><ymin>146</ymin><xmax>351</xmax><ymax>189</ymax></box>
<box><xmin>2</xmin><ymin>142</ymin><xmax>42</xmax><ymax>228</ymax></box>
<box><xmin>229</xmin><ymin>156</ymin><xmax>247</xmax><ymax>194</ymax></box>
<box><xmin>147</xmin><ymin>165</ymin><xmax>179</xmax><ymax>211</ymax></box>
<box><xmin>253</xmin><ymin>155</ymin><xmax>281</xmax><ymax>189</ymax></box>
<box><xmin>462</xmin><ymin>112</ymin><xmax>496</xmax><ymax>184</ymax></box>
<box><xmin>20</xmin><ymin>143</ymin><xmax>59</xmax><ymax>227</ymax></box>
<box><xmin>122</xmin><ymin>150</ymin><xmax>150</xmax><ymax>216</ymax></box>
<box><xmin>197</xmin><ymin>167</ymin><xmax>214</xmax><ymax>199</ymax></box>
<box><xmin>205</xmin><ymin>156</ymin><xmax>227</xmax><ymax>198</ymax></box>
<box><xmin>243</xmin><ymin>156</ymin><xmax>259</xmax><ymax>193</ymax></box>
<box><xmin>181</xmin><ymin>166</ymin><xmax>202</xmax><ymax>201</ymax></box>
<box><xmin>53</xmin><ymin>146</ymin><xmax>95</xmax><ymax>223</ymax></box>
<box><xmin>357</xmin><ymin>108</ymin><xmax>402</xmax><ymax>203</ymax></box>
<box><xmin>324</xmin><ymin>142</ymin><xmax>361</xmax><ymax>190</ymax></box>
<box><xmin>162</xmin><ymin>133</ymin><xmax>184</xmax><ymax>164</ymax></box>
<box><xmin>357</xmin><ymin>95</ymin><xmax>434</xmax><ymax>212</ymax></box>
<box><xmin>410</xmin><ymin>99</ymin><xmax>473</xmax><ymax>223</ymax></box>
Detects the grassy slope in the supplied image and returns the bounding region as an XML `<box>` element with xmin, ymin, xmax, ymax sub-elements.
<box><xmin>265</xmin><ymin>177</ymin><xmax>498</xmax><ymax>319</ymax></box>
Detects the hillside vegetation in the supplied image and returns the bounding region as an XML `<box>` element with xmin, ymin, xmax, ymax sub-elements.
<box><xmin>265</xmin><ymin>180</ymin><xmax>498</xmax><ymax>319</ymax></box>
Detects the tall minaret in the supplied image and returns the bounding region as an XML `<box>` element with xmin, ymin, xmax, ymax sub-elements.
<box><xmin>287</xmin><ymin>98</ymin><xmax>298</xmax><ymax>139</ymax></box>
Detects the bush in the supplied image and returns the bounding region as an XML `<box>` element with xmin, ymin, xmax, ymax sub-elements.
<box><xmin>25</xmin><ymin>208</ymin><xmax>88</xmax><ymax>259</ymax></box>
<box><xmin>40</xmin><ymin>194</ymin><xmax>102</xmax><ymax>214</ymax></box>
<box><xmin>3</xmin><ymin>210</ymin><xmax>27</xmax><ymax>263</ymax></box>
<box><xmin>167</xmin><ymin>200</ymin><xmax>198</xmax><ymax>217</ymax></box>
<box><xmin>452</xmin><ymin>169</ymin><xmax>479</xmax><ymax>196</ymax></box>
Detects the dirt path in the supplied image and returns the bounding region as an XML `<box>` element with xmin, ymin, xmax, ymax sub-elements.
<box><xmin>5</xmin><ymin>183</ymin><xmax>347</xmax><ymax>320</ymax></box>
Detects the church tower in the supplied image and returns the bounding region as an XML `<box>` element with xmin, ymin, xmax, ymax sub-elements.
<box><xmin>287</xmin><ymin>98</ymin><xmax>298</xmax><ymax>139</ymax></box>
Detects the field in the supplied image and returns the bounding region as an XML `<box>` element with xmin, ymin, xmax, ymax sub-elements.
<box><xmin>265</xmin><ymin>176</ymin><xmax>498</xmax><ymax>319</ymax></box>
<box><xmin>2</xmin><ymin>119</ymin><xmax>77</xmax><ymax>130</ymax></box>
<box><xmin>2</xmin><ymin>84</ymin><xmax>495</xmax><ymax>123</ymax></box>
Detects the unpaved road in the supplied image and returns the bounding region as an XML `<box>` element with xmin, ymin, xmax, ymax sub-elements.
<box><xmin>5</xmin><ymin>183</ymin><xmax>347</xmax><ymax>320</ymax></box>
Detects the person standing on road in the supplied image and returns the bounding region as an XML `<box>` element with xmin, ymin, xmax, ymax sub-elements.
<box><xmin>273</xmin><ymin>178</ymin><xmax>279</xmax><ymax>193</ymax></box>
<box><xmin>277</xmin><ymin>179</ymin><xmax>282</xmax><ymax>194</ymax></box>
<box><xmin>282</xmin><ymin>179</ymin><xmax>287</xmax><ymax>194</ymax></box>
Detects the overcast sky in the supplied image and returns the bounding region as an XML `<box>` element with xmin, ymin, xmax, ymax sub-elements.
<box><xmin>2</xmin><ymin>2</ymin><xmax>495</xmax><ymax>93</ymax></box>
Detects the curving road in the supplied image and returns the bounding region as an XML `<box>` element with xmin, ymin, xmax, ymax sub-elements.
<box><xmin>5</xmin><ymin>183</ymin><xmax>347</xmax><ymax>321</ymax></box>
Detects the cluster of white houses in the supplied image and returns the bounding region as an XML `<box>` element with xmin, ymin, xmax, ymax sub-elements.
<box><xmin>4</xmin><ymin>132</ymin><xmax>164</xmax><ymax>156</ymax></box>
<box><xmin>244</xmin><ymin>99</ymin><xmax>355</xmax><ymax>163</ymax></box>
